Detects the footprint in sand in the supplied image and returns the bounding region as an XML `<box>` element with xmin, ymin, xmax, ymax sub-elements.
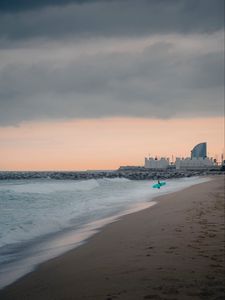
<box><xmin>209</xmin><ymin>233</ymin><xmax>216</xmax><ymax>238</ymax></box>
<box><xmin>153</xmin><ymin>286</ymin><xmax>163</xmax><ymax>291</ymax></box>
<box><xmin>144</xmin><ymin>295</ymin><xmax>161</xmax><ymax>299</ymax></box>
<box><xmin>161</xmin><ymin>286</ymin><xmax>179</xmax><ymax>296</ymax></box>
<box><xmin>198</xmin><ymin>235</ymin><xmax>206</xmax><ymax>239</ymax></box>
<box><xmin>206</xmin><ymin>274</ymin><xmax>215</xmax><ymax>280</ymax></box>
<box><xmin>210</xmin><ymin>264</ymin><xmax>223</xmax><ymax>268</ymax></box>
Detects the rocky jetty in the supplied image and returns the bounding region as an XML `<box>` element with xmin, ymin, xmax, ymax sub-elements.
<box><xmin>0</xmin><ymin>168</ymin><xmax>223</xmax><ymax>181</ymax></box>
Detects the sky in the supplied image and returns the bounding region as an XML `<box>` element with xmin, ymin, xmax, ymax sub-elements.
<box><xmin>0</xmin><ymin>0</ymin><xmax>224</xmax><ymax>170</ymax></box>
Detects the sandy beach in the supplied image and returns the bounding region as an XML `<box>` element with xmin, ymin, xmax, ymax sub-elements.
<box><xmin>0</xmin><ymin>176</ymin><xmax>224</xmax><ymax>300</ymax></box>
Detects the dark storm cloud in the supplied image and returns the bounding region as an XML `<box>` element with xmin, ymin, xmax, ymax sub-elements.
<box><xmin>0</xmin><ymin>0</ymin><xmax>97</xmax><ymax>12</ymax></box>
<box><xmin>0</xmin><ymin>37</ymin><xmax>223</xmax><ymax>125</ymax></box>
<box><xmin>0</xmin><ymin>0</ymin><xmax>224</xmax><ymax>125</ymax></box>
<box><xmin>0</xmin><ymin>0</ymin><xmax>224</xmax><ymax>42</ymax></box>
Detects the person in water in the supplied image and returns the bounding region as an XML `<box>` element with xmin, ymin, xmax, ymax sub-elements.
<box><xmin>157</xmin><ymin>179</ymin><xmax>161</xmax><ymax>189</ymax></box>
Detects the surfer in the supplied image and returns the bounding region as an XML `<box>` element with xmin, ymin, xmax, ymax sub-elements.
<box><xmin>152</xmin><ymin>180</ymin><xmax>166</xmax><ymax>189</ymax></box>
<box><xmin>157</xmin><ymin>179</ymin><xmax>161</xmax><ymax>189</ymax></box>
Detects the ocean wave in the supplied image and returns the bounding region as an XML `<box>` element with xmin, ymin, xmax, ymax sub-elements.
<box><xmin>0</xmin><ymin>179</ymin><xmax>100</xmax><ymax>194</ymax></box>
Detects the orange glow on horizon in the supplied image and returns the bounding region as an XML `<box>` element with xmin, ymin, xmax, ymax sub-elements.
<box><xmin>0</xmin><ymin>117</ymin><xmax>224</xmax><ymax>171</ymax></box>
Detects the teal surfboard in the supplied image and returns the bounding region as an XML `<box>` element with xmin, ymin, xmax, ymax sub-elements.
<box><xmin>152</xmin><ymin>182</ymin><xmax>166</xmax><ymax>189</ymax></box>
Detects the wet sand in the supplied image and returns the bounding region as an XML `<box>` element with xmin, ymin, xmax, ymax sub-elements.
<box><xmin>0</xmin><ymin>176</ymin><xmax>224</xmax><ymax>300</ymax></box>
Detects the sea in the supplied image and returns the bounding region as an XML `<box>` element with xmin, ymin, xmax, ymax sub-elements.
<box><xmin>0</xmin><ymin>176</ymin><xmax>209</xmax><ymax>288</ymax></box>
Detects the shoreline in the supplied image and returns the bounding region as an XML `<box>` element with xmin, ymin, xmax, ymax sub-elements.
<box><xmin>0</xmin><ymin>177</ymin><xmax>209</xmax><ymax>289</ymax></box>
<box><xmin>0</xmin><ymin>176</ymin><xmax>224</xmax><ymax>299</ymax></box>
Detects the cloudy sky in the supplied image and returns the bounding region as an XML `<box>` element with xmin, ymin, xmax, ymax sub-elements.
<box><xmin>0</xmin><ymin>0</ymin><xmax>224</xmax><ymax>170</ymax></box>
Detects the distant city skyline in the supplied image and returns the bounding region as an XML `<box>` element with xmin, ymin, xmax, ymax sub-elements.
<box><xmin>0</xmin><ymin>117</ymin><xmax>223</xmax><ymax>171</ymax></box>
<box><xmin>0</xmin><ymin>1</ymin><xmax>224</xmax><ymax>170</ymax></box>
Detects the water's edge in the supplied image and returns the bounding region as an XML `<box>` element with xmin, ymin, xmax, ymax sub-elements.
<box><xmin>0</xmin><ymin>177</ymin><xmax>211</xmax><ymax>289</ymax></box>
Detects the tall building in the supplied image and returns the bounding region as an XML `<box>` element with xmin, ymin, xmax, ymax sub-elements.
<box><xmin>191</xmin><ymin>142</ymin><xmax>207</xmax><ymax>159</ymax></box>
<box><xmin>175</xmin><ymin>142</ymin><xmax>215</xmax><ymax>169</ymax></box>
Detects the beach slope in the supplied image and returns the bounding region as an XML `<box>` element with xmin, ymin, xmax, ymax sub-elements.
<box><xmin>0</xmin><ymin>177</ymin><xmax>224</xmax><ymax>300</ymax></box>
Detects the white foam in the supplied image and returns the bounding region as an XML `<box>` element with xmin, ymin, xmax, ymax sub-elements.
<box><xmin>0</xmin><ymin>179</ymin><xmax>99</xmax><ymax>194</ymax></box>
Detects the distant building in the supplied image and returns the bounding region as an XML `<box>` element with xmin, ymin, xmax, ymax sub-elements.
<box><xmin>144</xmin><ymin>142</ymin><xmax>216</xmax><ymax>170</ymax></box>
<box><xmin>175</xmin><ymin>142</ymin><xmax>214</xmax><ymax>169</ymax></box>
<box><xmin>191</xmin><ymin>142</ymin><xmax>207</xmax><ymax>159</ymax></box>
<box><xmin>175</xmin><ymin>157</ymin><xmax>214</xmax><ymax>170</ymax></box>
<box><xmin>145</xmin><ymin>157</ymin><xmax>169</xmax><ymax>169</ymax></box>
